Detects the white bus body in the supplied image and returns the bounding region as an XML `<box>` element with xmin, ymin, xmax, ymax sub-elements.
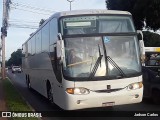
<box><xmin>22</xmin><ymin>9</ymin><xmax>143</xmax><ymax>110</ymax></box>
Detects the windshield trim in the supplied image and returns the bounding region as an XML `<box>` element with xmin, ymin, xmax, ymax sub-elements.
<box><xmin>62</xmin><ymin>32</ymin><xmax>137</xmax><ymax>39</ymax></box>
<box><xmin>63</xmin><ymin>72</ymin><xmax>142</xmax><ymax>81</ymax></box>
<box><xmin>59</xmin><ymin>14</ymin><xmax>133</xmax><ymax>22</ymax></box>
<box><xmin>59</xmin><ymin>13</ymin><xmax>132</xmax><ymax>17</ymax></box>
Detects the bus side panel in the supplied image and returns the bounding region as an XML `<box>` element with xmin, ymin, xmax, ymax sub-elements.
<box><xmin>22</xmin><ymin>52</ymin><xmax>73</xmax><ymax>108</ymax></box>
<box><xmin>53</xmin><ymin>79</ymin><xmax>75</xmax><ymax>109</ymax></box>
<box><xmin>22</xmin><ymin>52</ymin><xmax>56</xmax><ymax>98</ymax></box>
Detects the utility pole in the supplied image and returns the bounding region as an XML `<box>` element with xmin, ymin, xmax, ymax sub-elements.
<box><xmin>67</xmin><ymin>0</ymin><xmax>74</xmax><ymax>11</ymax></box>
<box><xmin>1</xmin><ymin>34</ymin><xmax>5</xmax><ymax>80</ymax></box>
<box><xmin>1</xmin><ymin>0</ymin><xmax>7</xmax><ymax>80</ymax></box>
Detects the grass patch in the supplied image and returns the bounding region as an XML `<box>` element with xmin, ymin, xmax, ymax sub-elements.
<box><xmin>3</xmin><ymin>78</ymin><xmax>39</xmax><ymax>120</ymax></box>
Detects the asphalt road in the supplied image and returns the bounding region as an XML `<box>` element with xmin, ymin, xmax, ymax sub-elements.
<box><xmin>6</xmin><ymin>70</ymin><xmax>160</xmax><ymax>120</ymax></box>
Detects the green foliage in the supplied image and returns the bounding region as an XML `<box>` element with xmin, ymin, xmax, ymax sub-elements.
<box><xmin>3</xmin><ymin>78</ymin><xmax>38</xmax><ymax>120</ymax></box>
<box><xmin>6</xmin><ymin>49</ymin><xmax>23</xmax><ymax>66</ymax></box>
<box><xmin>106</xmin><ymin>0</ymin><xmax>160</xmax><ymax>31</ymax></box>
<box><xmin>143</xmin><ymin>31</ymin><xmax>160</xmax><ymax>47</ymax></box>
<box><xmin>39</xmin><ymin>19</ymin><xmax>45</xmax><ymax>27</ymax></box>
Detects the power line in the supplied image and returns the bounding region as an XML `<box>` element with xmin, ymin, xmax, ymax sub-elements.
<box><xmin>11</xmin><ymin>2</ymin><xmax>56</xmax><ymax>13</ymax></box>
<box><xmin>9</xmin><ymin>18</ymin><xmax>40</xmax><ymax>23</ymax></box>
<box><xmin>9</xmin><ymin>26</ymin><xmax>38</xmax><ymax>29</ymax></box>
<box><xmin>9</xmin><ymin>20</ymin><xmax>38</xmax><ymax>24</ymax></box>
<box><xmin>8</xmin><ymin>19</ymin><xmax>41</xmax><ymax>29</ymax></box>
<box><xmin>9</xmin><ymin>23</ymin><xmax>38</xmax><ymax>27</ymax></box>
<box><xmin>8</xmin><ymin>1</ymin><xmax>55</xmax><ymax>30</ymax></box>
<box><xmin>11</xmin><ymin>6</ymin><xmax>51</xmax><ymax>15</ymax></box>
<box><xmin>9</xmin><ymin>23</ymin><xmax>38</xmax><ymax>29</ymax></box>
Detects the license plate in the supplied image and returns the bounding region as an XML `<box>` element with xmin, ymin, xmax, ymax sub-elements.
<box><xmin>102</xmin><ymin>102</ymin><xmax>115</xmax><ymax>107</ymax></box>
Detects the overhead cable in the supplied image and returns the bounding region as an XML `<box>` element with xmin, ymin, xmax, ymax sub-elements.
<box><xmin>11</xmin><ymin>6</ymin><xmax>51</xmax><ymax>15</ymax></box>
<box><xmin>11</xmin><ymin>2</ymin><xmax>56</xmax><ymax>13</ymax></box>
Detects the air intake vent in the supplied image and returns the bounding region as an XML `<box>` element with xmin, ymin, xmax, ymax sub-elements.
<box><xmin>93</xmin><ymin>88</ymin><xmax>123</xmax><ymax>93</ymax></box>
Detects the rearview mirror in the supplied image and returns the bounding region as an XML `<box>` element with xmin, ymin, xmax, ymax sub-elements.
<box><xmin>56</xmin><ymin>33</ymin><xmax>65</xmax><ymax>64</ymax></box>
<box><xmin>137</xmin><ymin>30</ymin><xmax>145</xmax><ymax>66</ymax></box>
<box><xmin>56</xmin><ymin>40</ymin><xmax>62</xmax><ymax>58</ymax></box>
<box><xmin>57</xmin><ymin>33</ymin><xmax>62</xmax><ymax>40</ymax></box>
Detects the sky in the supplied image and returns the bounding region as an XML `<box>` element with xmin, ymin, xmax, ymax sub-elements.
<box><xmin>0</xmin><ymin>0</ymin><xmax>106</xmax><ymax>60</ymax></box>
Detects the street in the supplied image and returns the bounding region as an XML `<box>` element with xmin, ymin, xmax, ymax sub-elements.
<box><xmin>6</xmin><ymin>70</ymin><xmax>160</xmax><ymax>120</ymax></box>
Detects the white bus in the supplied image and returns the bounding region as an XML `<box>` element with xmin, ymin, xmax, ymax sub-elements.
<box><xmin>22</xmin><ymin>9</ymin><xmax>144</xmax><ymax>110</ymax></box>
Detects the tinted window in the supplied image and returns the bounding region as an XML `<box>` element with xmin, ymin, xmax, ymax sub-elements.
<box><xmin>50</xmin><ymin>18</ymin><xmax>58</xmax><ymax>45</ymax></box>
<box><xmin>42</xmin><ymin>23</ymin><xmax>49</xmax><ymax>51</ymax></box>
<box><xmin>28</xmin><ymin>40</ymin><xmax>31</xmax><ymax>56</ymax></box>
<box><xmin>31</xmin><ymin>36</ymin><xmax>36</xmax><ymax>55</ymax></box>
<box><xmin>22</xmin><ymin>44</ymin><xmax>25</xmax><ymax>54</ymax></box>
<box><xmin>22</xmin><ymin>43</ymin><xmax>28</xmax><ymax>57</ymax></box>
<box><xmin>36</xmin><ymin>30</ymin><xmax>42</xmax><ymax>53</ymax></box>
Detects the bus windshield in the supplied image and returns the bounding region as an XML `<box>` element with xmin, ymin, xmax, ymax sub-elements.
<box><xmin>63</xmin><ymin>36</ymin><xmax>141</xmax><ymax>79</ymax></box>
<box><xmin>60</xmin><ymin>15</ymin><xmax>140</xmax><ymax>80</ymax></box>
<box><xmin>61</xmin><ymin>15</ymin><xmax>135</xmax><ymax>35</ymax></box>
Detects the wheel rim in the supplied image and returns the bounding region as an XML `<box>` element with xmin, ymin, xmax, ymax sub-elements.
<box><xmin>28</xmin><ymin>82</ymin><xmax>31</xmax><ymax>88</ymax></box>
<box><xmin>28</xmin><ymin>80</ymin><xmax>31</xmax><ymax>89</ymax></box>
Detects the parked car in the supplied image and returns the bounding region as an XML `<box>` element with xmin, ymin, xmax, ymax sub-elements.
<box><xmin>12</xmin><ymin>66</ymin><xmax>22</xmax><ymax>73</ymax></box>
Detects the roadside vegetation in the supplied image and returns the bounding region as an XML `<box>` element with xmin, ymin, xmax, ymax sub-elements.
<box><xmin>3</xmin><ymin>78</ymin><xmax>38</xmax><ymax>120</ymax></box>
<box><xmin>6</xmin><ymin>49</ymin><xmax>23</xmax><ymax>67</ymax></box>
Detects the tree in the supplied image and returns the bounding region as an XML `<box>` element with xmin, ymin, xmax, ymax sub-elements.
<box><xmin>106</xmin><ymin>0</ymin><xmax>160</xmax><ymax>31</ymax></box>
<box><xmin>6</xmin><ymin>49</ymin><xmax>23</xmax><ymax>66</ymax></box>
<box><xmin>39</xmin><ymin>19</ymin><xmax>45</xmax><ymax>27</ymax></box>
<box><xmin>143</xmin><ymin>31</ymin><xmax>160</xmax><ymax>47</ymax></box>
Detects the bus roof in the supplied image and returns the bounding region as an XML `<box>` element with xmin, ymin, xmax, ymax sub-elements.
<box><xmin>52</xmin><ymin>9</ymin><xmax>131</xmax><ymax>18</ymax></box>
<box><xmin>145</xmin><ymin>47</ymin><xmax>160</xmax><ymax>52</ymax></box>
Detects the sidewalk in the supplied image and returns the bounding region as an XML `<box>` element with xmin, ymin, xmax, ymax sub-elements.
<box><xmin>0</xmin><ymin>79</ymin><xmax>8</xmax><ymax>120</ymax></box>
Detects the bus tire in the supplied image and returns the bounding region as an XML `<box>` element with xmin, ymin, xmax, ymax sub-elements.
<box><xmin>26</xmin><ymin>75</ymin><xmax>28</xmax><ymax>84</ymax></box>
<box><xmin>47</xmin><ymin>82</ymin><xmax>54</xmax><ymax>104</ymax></box>
<box><xmin>152</xmin><ymin>89</ymin><xmax>160</xmax><ymax>104</ymax></box>
<box><xmin>27</xmin><ymin>75</ymin><xmax>32</xmax><ymax>90</ymax></box>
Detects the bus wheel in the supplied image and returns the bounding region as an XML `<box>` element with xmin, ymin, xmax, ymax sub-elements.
<box><xmin>152</xmin><ymin>90</ymin><xmax>160</xmax><ymax>104</ymax></box>
<box><xmin>47</xmin><ymin>85</ymin><xmax>54</xmax><ymax>104</ymax></box>
<box><xmin>27</xmin><ymin>76</ymin><xmax>32</xmax><ymax>90</ymax></box>
<box><xmin>28</xmin><ymin>81</ymin><xmax>31</xmax><ymax>89</ymax></box>
<box><xmin>26</xmin><ymin>75</ymin><xmax>28</xmax><ymax>84</ymax></box>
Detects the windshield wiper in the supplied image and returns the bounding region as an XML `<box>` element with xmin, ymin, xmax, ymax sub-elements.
<box><xmin>101</xmin><ymin>36</ymin><xmax>126</xmax><ymax>78</ymax></box>
<box><xmin>107</xmin><ymin>56</ymin><xmax>126</xmax><ymax>77</ymax></box>
<box><xmin>89</xmin><ymin>44</ymin><xmax>103</xmax><ymax>80</ymax></box>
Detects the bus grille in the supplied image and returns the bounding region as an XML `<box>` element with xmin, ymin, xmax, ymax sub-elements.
<box><xmin>93</xmin><ymin>88</ymin><xmax>124</xmax><ymax>93</ymax></box>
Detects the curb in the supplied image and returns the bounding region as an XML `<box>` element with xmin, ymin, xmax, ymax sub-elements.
<box><xmin>6</xmin><ymin>76</ymin><xmax>42</xmax><ymax>120</ymax></box>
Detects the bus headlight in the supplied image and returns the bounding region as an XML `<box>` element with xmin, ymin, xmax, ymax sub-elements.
<box><xmin>127</xmin><ymin>82</ymin><xmax>143</xmax><ymax>90</ymax></box>
<box><xmin>66</xmin><ymin>87</ymin><xmax>90</xmax><ymax>95</ymax></box>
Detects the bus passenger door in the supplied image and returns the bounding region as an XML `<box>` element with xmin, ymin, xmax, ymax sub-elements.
<box><xmin>51</xmin><ymin>44</ymin><xmax>64</xmax><ymax>106</ymax></box>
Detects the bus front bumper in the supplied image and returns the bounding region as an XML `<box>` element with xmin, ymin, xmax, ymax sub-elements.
<box><xmin>63</xmin><ymin>87</ymin><xmax>143</xmax><ymax>110</ymax></box>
